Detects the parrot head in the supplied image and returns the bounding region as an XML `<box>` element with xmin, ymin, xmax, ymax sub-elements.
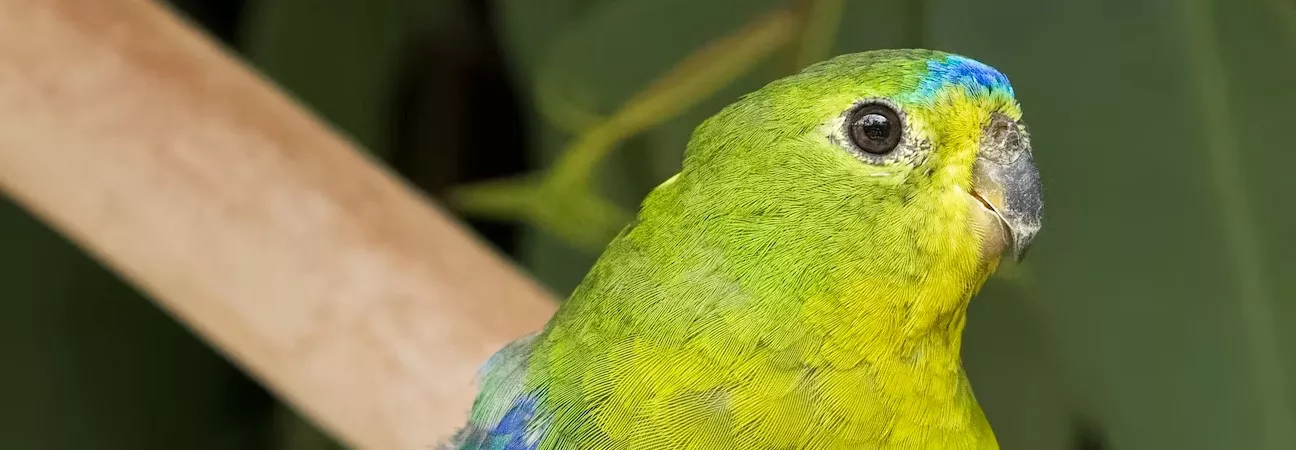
<box><xmin>663</xmin><ymin>49</ymin><xmax>1043</xmax><ymax>296</ymax></box>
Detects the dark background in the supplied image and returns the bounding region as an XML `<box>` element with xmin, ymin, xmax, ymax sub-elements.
<box><xmin>2</xmin><ymin>0</ymin><xmax>1293</xmax><ymax>449</ymax></box>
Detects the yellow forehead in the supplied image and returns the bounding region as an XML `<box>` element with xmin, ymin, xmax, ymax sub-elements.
<box><xmin>906</xmin><ymin>86</ymin><xmax>1021</xmax><ymax>165</ymax></box>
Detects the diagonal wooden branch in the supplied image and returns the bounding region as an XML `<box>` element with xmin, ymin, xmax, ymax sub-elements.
<box><xmin>0</xmin><ymin>1</ymin><xmax>557</xmax><ymax>449</ymax></box>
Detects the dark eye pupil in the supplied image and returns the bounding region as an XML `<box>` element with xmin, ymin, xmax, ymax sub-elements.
<box><xmin>860</xmin><ymin>114</ymin><xmax>890</xmax><ymax>140</ymax></box>
<box><xmin>846</xmin><ymin>103</ymin><xmax>903</xmax><ymax>155</ymax></box>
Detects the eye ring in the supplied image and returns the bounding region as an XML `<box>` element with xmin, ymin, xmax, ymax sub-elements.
<box><xmin>846</xmin><ymin>102</ymin><xmax>903</xmax><ymax>155</ymax></box>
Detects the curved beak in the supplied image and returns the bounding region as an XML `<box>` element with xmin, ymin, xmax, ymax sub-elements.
<box><xmin>972</xmin><ymin>113</ymin><xmax>1044</xmax><ymax>262</ymax></box>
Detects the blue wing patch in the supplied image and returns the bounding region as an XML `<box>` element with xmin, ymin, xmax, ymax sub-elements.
<box><xmin>488</xmin><ymin>395</ymin><xmax>542</xmax><ymax>450</ymax></box>
<box><xmin>444</xmin><ymin>334</ymin><xmax>548</xmax><ymax>450</ymax></box>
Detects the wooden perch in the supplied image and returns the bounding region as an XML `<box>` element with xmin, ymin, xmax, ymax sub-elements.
<box><xmin>0</xmin><ymin>1</ymin><xmax>557</xmax><ymax>448</ymax></box>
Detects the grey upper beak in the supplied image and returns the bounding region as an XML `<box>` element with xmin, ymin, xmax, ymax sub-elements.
<box><xmin>972</xmin><ymin>113</ymin><xmax>1044</xmax><ymax>261</ymax></box>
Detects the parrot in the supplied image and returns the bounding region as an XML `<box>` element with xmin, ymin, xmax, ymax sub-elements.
<box><xmin>448</xmin><ymin>48</ymin><xmax>1044</xmax><ymax>449</ymax></box>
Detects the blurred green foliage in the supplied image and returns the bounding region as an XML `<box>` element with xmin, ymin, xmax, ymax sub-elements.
<box><xmin>2</xmin><ymin>0</ymin><xmax>1294</xmax><ymax>449</ymax></box>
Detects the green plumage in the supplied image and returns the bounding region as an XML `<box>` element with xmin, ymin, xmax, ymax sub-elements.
<box><xmin>452</xmin><ymin>49</ymin><xmax>1042</xmax><ymax>450</ymax></box>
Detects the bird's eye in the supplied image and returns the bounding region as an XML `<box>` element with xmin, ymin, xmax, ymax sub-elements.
<box><xmin>847</xmin><ymin>103</ymin><xmax>903</xmax><ymax>155</ymax></box>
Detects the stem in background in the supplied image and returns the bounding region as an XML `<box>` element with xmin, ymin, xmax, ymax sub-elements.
<box><xmin>1182</xmin><ymin>1</ymin><xmax>1294</xmax><ymax>448</ymax></box>
<box><xmin>533</xmin><ymin>61</ymin><xmax>605</xmax><ymax>134</ymax></box>
<box><xmin>548</xmin><ymin>11</ymin><xmax>798</xmax><ymax>188</ymax></box>
<box><xmin>453</xmin><ymin>10</ymin><xmax>798</xmax><ymax>249</ymax></box>
<box><xmin>791</xmin><ymin>0</ymin><xmax>845</xmax><ymax>70</ymax></box>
